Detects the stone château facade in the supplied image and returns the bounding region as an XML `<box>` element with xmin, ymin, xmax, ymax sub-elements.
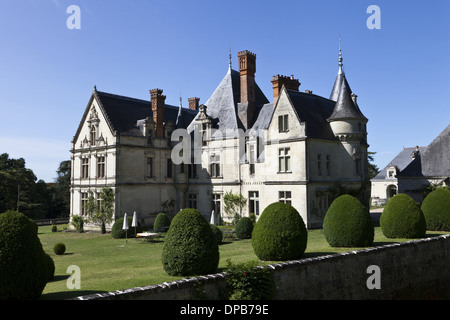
<box><xmin>70</xmin><ymin>48</ymin><xmax>369</xmax><ymax>230</ymax></box>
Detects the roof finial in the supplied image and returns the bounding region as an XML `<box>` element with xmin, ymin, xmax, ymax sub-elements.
<box><xmin>338</xmin><ymin>35</ymin><xmax>343</xmax><ymax>74</ymax></box>
<box><xmin>228</xmin><ymin>42</ymin><xmax>232</xmax><ymax>69</ymax></box>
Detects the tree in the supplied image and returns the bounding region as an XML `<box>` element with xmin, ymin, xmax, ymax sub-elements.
<box><xmin>223</xmin><ymin>191</ymin><xmax>247</xmax><ymax>224</ymax></box>
<box><xmin>368</xmin><ymin>151</ymin><xmax>380</xmax><ymax>179</ymax></box>
<box><xmin>86</xmin><ymin>187</ymin><xmax>115</xmax><ymax>233</ymax></box>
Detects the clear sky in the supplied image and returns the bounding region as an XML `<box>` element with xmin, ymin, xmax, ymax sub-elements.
<box><xmin>0</xmin><ymin>0</ymin><xmax>449</xmax><ymax>182</ymax></box>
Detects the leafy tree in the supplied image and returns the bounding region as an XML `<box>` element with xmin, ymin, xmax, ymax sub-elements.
<box><xmin>223</xmin><ymin>191</ymin><xmax>247</xmax><ymax>224</ymax></box>
<box><xmin>86</xmin><ymin>187</ymin><xmax>115</xmax><ymax>233</ymax></box>
<box><xmin>368</xmin><ymin>151</ymin><xmax>379</xmax><ymax>179</ymax></box>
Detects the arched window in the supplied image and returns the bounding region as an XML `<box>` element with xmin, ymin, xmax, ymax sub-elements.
<box><xmin>387</xmin><ymin>185</ymin><xmax>397</xmax><ymax>199</ymax></box>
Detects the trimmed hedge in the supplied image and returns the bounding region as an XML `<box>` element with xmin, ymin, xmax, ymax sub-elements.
<box><xmin>162</xmin><ymin>209</ymin><xmax>219</xmax><ymax>276</ymax></box>
<box><xmin>53</xmin><ymin>242</ymin><xmax>66</xmax><ymax>255</ymax></box>
<box><xmin>252</xmin><ymin>202</ymin><xmax>307</xmax><ymax>261</ymax></box>
<box><xmin>421</xmin><ymin>188</ymin><xmax>450</xmax><ymax>231</ymax></box>
<box><xmin>235</xmin><ymin>217</ymin><xmax>253</xmax><ymax>239</ymax></box>
<box><xmin>380</xmin><ymin>193</ymin><xmax>426</xmax><ymax>238</ymax></box>
<box><xmin>154</xmin><ymin>212</ymin><xmax>171</xmax><ymax>231</ymax></box>
<box><xmin>323</xmin><ymin>195</ymin><xmax>374</xmax><ymax>247</ymax></box>
<box><xmin>0</xmin><ymin>210</ymin><xmax>53</xmax><ymax>300</ymax></box>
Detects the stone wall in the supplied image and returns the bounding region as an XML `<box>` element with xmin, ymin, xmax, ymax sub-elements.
<box><xmin>73</xmin><ymin>234</ymin><xmax>450</xmax><ymax>300</ymax></box>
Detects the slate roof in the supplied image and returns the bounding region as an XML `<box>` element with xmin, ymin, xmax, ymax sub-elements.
<box><xmin>187</xmin><ymin>66</ymin><xmax>269</xmax><ymax>132</ymax></box>
<box><xmin>328</xmin><ymin>73</ymin><xmax>367</xmax><ymax>122</ymax></box>
<box><xmin>285</xmin><ymin>89</ymin><xmax>337</xmax><ymax>140</ymax></box>
<box><xmin>372</xmin><ymin>146</ymin><xmax>427</xmax><ymax>180</ymax></box>
<box><xmin>397</xmin><ymin>125</ymin><xmax>450</xmax><ymax>178</ymax></box>
<box><xmin>95</xmin><ymin>90</ymin><xmax>197</xmax><ymax>136</ymax></box>
<box><xmin>74</xmin><ymin>88</ymin><xmax>198</xmax><ymax>143</ymax></box>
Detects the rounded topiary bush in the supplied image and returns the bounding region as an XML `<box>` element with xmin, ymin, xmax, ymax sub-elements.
<box><xmin>252</xmin><ymin>202</ymin><xmax>307</xmax><ymax>261</ymax></box>
<box><xmin>53</xmin><ymin>242</ymin><xmax>66</xmax><ymax>255</ymax></box>
<box><xmin>235</xmin><ymin>217</ymin><xmax>253</xmax><ymax>239</ymax></box>
<box><xmin>154</xmin><ymin>212</ymin><xmax>171</xmax><ymax>231</ymax></box>
<box><xmin>380</xmin><ymin>193</ymin><xmax>426</xmax><ymax>238</ymax></box>
<box><xmin>421</xmin><ymin>188</ymin><xmax>450</xmax><ymax>231</ymax></box>
<box><xmin>162</xmin><ymin>209</ymin><xmax>219</xmax><ymax>276</ymax></box>
<box><xmin>210</xmin><ymin>224</ymin><xmax>223</xmax><ymax>244</ymax></box>
<box><xmin>111</xmin><ymin>216</ymin><xmax>142</xmax><ymax>239</ymax></box>
<box><xmin>323</xmin><ymin>195</ymin><xmax>374</xmax><ymax>247</ymax></box>
<box><xmin>0</xmin><ymin>210</ymin><xmax>51</xmax><ymax>300</ymax></box>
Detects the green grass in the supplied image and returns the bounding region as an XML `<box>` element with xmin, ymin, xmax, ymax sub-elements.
<box><xmin>38</xmin><ymin>225</ymin><xmax>448</xmax><ymax>300</ymax></box>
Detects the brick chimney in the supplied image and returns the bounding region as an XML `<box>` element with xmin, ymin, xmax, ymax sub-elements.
<box><xmin>188</xmin><ymin>97</ymin><xmax>200</xmax><ymax>111</ymax></box>
<box><xmin>271</xmin><ymin>75</ymin><xmax>301</xmax><ymax>105</ymax></box>
<box><xmin>238</xmin><ymin>50</ymin><xmax>257</xmax><ymax>129</ymax></box>
<box><xmin>150</xmin><ymin>88</ymin><xmax>166</xmax><ymax>138</ymax></box>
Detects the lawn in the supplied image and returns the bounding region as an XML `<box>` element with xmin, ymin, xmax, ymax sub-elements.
<box><xmin>38</xmin><ymin>225</ymin><xmax>447</xmax><ymax>300</ymax></box>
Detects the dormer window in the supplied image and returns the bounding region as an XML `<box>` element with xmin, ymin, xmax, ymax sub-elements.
<box><xmin>278</xmin><ymin>114</ymin><xmax>289</xmax><ymax>132</ymax></box>
<box><xmin>387</xmin><ymin>167</ymin><xmax>396</xmax><ymax>179</ymax></box>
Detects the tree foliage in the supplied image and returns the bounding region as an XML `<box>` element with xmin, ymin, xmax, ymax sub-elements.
<box><xmin>223</xmin><ymin>191</ymin><xmax>247</xmax><ymax>224</ymax></box>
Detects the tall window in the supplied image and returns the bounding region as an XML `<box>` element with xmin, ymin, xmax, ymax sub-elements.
<box><xmin>147</xmin><ymin>157</ymin><xmax>153</xmax><ymax>178</ymax></box>
<box><xmin>326</xmin><ymin>155</ymin><xmax>331</xmax><ymax>176</ymax></box>
<box><xmin>279</xmin><ymin>191</ymin><xmax>292</xmax><ymax>205</ymax></box>
<box><xmin>317</xmin><ymin>154</ymin><xmax>322</xmax><ymax>176</ymax></box>
<box><xmin>90</xmin><ymin>126</ymin><xmax>97</xmax><ymax>146</ymax></box>
<box><xmin>278</xmin><ymin>114</ymin><xmax>289</xmax><ymax>132</ymax></box>
<box><xmin>97</xmin><ymin>155</ymin><xmax>105</xmax><ymax>178</ymax></box>
<box><xmin>249</xmin><ymin>191</ymin><xmax>260</xmax><ymax>216</ymax></box>
<box><xmin>212</xmin><ymin>194</ymin><xmax>221</xmax><ymax>216</ymax></box>
<box><xmin>81</xmin><ymin>158</ymin><xmax>89</xmax><ymax>179</ymax></box>
<box><xmin>210</xmin><ymin>154</ymin><xmax>221</xmax><ymax>178</ymax></box>
<box><xmin>278</xmin><ymin>148</ymin><xmax>291</xmax><ymax>173</ymax></box>
<box><xmin>167</xmin><ymin>159</ymin><xmax>173</xmax><ymax>178</ymax></box>
<box><xmin>188</xmin><ymin>193</ymin><xmax>197</xmax><ymax>209</ymax></box>
<box><xmin>96</xmin><ymin>191</ymin><xmax>103</xmax><ymax>212</ymax></box>
<box><xmin>249</xmin><ymin>144</ymin><xmax>255</xmax><ymax>175</ymax></box>
<box><xmin>188</xmin><ymin>163</ymin><xmax>197</xmax><ymax>179</ymax></box>
<box><xmin>81</xmin><ymin>192</ymin><xmax>88</xmax><ymax>216</ymax></box>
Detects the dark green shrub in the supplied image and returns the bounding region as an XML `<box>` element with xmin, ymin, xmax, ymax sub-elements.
<box><xmin>421</xmin><ymin>187</ymin><xmax>450</xmax><ymax>231</ymax></box>
<box><xmin>252</xmin><ymin>202</ymin><xmax>307</xmax><ymax>261</ymax></box>
<box><xmin>51</xmin><ymin>224</ymin><xmax>57</xmax><ymax>232</ymax></box>
<box><xmin>162</xmin><ymin>208</ymin><xmax>219</xmax><ymax>276</ymax></box>
<box><xmin>154</xmin><ymin>212</ymin><xmax>171</xmax><ymax>231</ymax></box>
<box><xmin>225</xmin><ymin>259</ymin><xmax>273</xmax><ymax>300</ymax></box>
<box><xmin>0</xmin><ymin>210</ymin><xmax>51</xmax><ymax>299</ymax></box>
<box><xmin>235</xmin><ymin>217</ymin><xmax>253</xmax><ymax>239</ymax></box>
<box><xmin>111</xmin><ymin>216</ymin><xmax>142</xmax><ymax>239</ymax></box>
<box><xmin>210</xmin><ymin>224</ymin><xmax>223</xmax><ymax>244</ymax></box>
<box><xmin>45</xmin><ymin>254</ymin><xmax>55</xmax><ymax>281</ymax></box>
<box><xmin>53</xmin><ymin>242</ymin><xmax>66</xmax><ymax>255</ymax></box>
<box><xmin>380</xmin><ymin>193</ymin><xmax>426</xmax><ymax>238</ymax></box>
<box><xmin>323</xmin><ymin>195</ymin><xmax>374</xmax><ymax>247</ymax></box>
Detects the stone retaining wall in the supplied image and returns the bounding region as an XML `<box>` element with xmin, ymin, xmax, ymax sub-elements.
<box><xmin>73</xmin><ymin>234</ymin><xmax>450</xmax><ymax>300</ymax></box>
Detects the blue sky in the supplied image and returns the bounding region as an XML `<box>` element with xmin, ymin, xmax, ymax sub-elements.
<box><xmin>0</xmin><ymin>0</ymin><xmax>449</xmax><ymax>182</ymax></box>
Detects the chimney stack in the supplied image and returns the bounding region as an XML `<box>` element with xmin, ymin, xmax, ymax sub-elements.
<box><xmin>238</xmin><ymin>50</ymin><xmax>257</xmax><ymax>129</ymax></box>
<box><xmin>188</xmin><ymin>97</ymin><xmax>200</xmax><ymax>111</ymax></box>
<box><xmin>271</xmin><ymin>74</ymin><xmax>301</xmax><ymax>105</ymax></box>
<box><xmin>150</xmin><ymin>88</ymin><xmax>166</xmax><ymax>138</ymax></box>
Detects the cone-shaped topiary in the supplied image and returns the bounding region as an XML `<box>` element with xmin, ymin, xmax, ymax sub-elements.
<box><xmin>252</xmin><ymin>202</ymin><xmax>307</xmax><ymax>261</ymax></box>
<box><xmin>153</xmin><ymin>212</ymin><xmax>171</xmax><ymax>231</ymax></box>
<box><xmin>380</xmin><ymin>193</ymin><xmax>426</xmax><ymax>238</ymax></box>
<box><xmin>323</xmin><ymin>195</ymin><xmax>374</xmax><ymax>247</ymax></box>
<box><xmin>162</xmin><ymin>208</ymin><xmax>219</xmax><ymax>276</ymax></box>
<box><xmin>421</xmin><ymin>188</ymin><xmax>450</xmax><ymax>231</ymax></box>
<box><xmin>0</xmin><ymin>210</ymin><xmax>52</xmax><ymax>299</ymax></box>
<box><xmin>235</xmin><ymin>216</ymin><xmax>253</xmax><ymax>239</ymax></box>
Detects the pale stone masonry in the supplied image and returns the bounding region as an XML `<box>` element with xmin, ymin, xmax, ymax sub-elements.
<box><xmin>70</xmin><ymin>48</ymin><xmax>369</xmax><ymax>230</ymax></box>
